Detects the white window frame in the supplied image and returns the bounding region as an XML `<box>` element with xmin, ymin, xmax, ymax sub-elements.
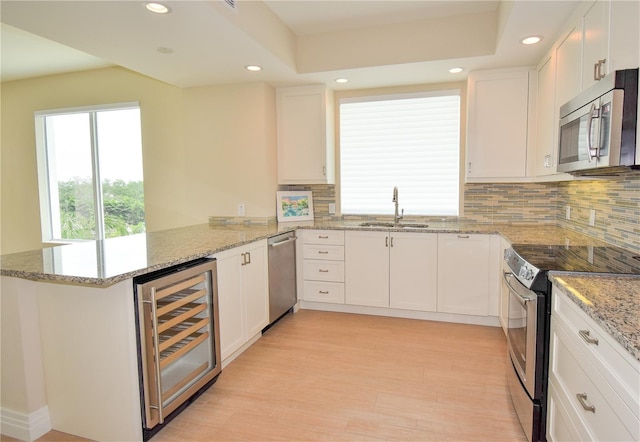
<box><xmin>338</xmin><ymin>89</ymin><xmax>462</xmax><ymax>217</ymax></box>
<box><xmin>34</xmin><ymin>102</ymin><xmax>141</xmax><ymax>242</ymax></box>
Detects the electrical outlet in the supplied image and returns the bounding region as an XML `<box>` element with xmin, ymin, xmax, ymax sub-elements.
<box><xmin>589</xmin><ymin>209</ymin><xmax>596</xmax><ymax>226</ymax></box>
<box><xmin>328</xmin><ymin>203</ymin><xmax>336</xmax><ymax>214</ymax></box>
<box><xmin>237</xmin><ymin>204</ymin><xmax>245</xmax><ymax>216</ymax></box>
<box><xmin>566</xmin><ymin>206</ymin><xmax>571</xmax><ymax>220</ymax></box>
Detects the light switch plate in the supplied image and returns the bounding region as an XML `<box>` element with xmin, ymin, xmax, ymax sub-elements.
<box><xmin>237</xmin><ymin>204</ymin><xmax>245</xmax><ymax>216</ymax></box>
<box><xmin>566</xmin><ymin>206</ymin><xmax>571</xmax><ymax>220</ymax></box>
<box><xmin>589</xmin><ymin>209</ymin><xmax>596</xmax><ymax>226</ymax></box>
<box><xmin>328</xmin><ymin>203</ymin><xmax>336</xmax><ymax>214</ymax></box>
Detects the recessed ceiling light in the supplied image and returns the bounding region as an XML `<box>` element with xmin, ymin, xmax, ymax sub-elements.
<box><xmin>449</xmin><ymin>67</ymin><xmax>464</xmax><ymax>74</ymax></box>
<box><xmin>521</xmin><ymin>35</ymin><xmax>542</xmax><ymax>45</ymax></box>
<box><xmin>245</xmin><ymin>65</ymin><xmax>262</xmax><ymax>72</ymax></box>
<box><xmin>335</xmin><ymin>78</ymin><xmax>349</xmax><ymax>84</ymax></box>
<box><xmin>145</xmin><ymin>2</ymin><xmax>171</xmax><ymax>14</ymax></box>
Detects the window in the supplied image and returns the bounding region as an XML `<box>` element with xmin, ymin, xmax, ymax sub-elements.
<box><xmin>35</xmin><ymin>103</ymin><xmax>145</xmax><ymax>241</ymax></box>
<box><xmin>340</xmin><ymin>91</ymin><xmax>461</xmax><ymax>216</ymax></box>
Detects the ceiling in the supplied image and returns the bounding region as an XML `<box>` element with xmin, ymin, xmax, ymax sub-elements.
<box><xmin>0</xmin><ymin>1</ymin><xmax>580</xmax><ymax>90</ymax></box>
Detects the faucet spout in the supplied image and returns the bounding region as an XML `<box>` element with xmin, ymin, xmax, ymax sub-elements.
<box><xmin>393</xmin><ymin>186</ymin><xmax>403</xmax><ymax>224</ymax></box>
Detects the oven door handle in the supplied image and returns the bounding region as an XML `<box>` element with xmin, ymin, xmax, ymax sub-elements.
<box><xmin>503</xmin><ymin>272</ymin><xmax>535</xmax><ymax>307</ymax></box>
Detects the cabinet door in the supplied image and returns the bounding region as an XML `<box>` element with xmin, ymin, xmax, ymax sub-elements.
<box><xmin>345</xmin><ymin>231</ymin><xmax>389</xmax><ymax>308</ymax></box>
<box><xmin>216</xmin><ymin>252</ymin><xmax>245</xmax><ymax>360</ymax></box>
<box><xmin>242</xmin><ymin>241</ymin><xmax>269</xmax><ymax>339</ymax></box>
<box><xmin>555</xmin><ymin>25</ymin><xmax>582</xmax><ymax>110</ymax></box>
<box><xmin>389</xmin><ymin>232</ymin><xmax>438</xmax><ymax>312</ymax></box>
<box><xmin>534</xmin><ymin>52</ymin><xmax>558</xmax><ymax>176</ymax></box>
<box><xmin>466</xmin><ymin>69</ymin><xmax>530</xmax><ymax>180</ymax></box>
<box><xmin>582</xmin><ymin>0</ymin><xmax>609</xmax><ymax>91</ymax></box>
<box><xmin>437</xmin><ymin>234</ymin><xmax>491</xmax><ymax>316</ymax></box>
<box><xmin>276</xmin><ymin>86</ymin><xmax>334</xmax><ymax>185</ymax></box>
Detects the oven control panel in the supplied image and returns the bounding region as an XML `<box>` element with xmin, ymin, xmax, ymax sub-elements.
<box><xmin>504</xmin><ymin>248</ymin><xmax>541</xmax><ymax>289</ymax></box>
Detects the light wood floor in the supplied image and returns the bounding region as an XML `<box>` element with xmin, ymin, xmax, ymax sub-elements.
<box><xmin>4</xmin><ymin>310</ymin><xmax>526</xmax><ymax>441</ymax></box>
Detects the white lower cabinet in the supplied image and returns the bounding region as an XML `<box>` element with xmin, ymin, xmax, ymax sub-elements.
<box><xmin>215</xmin><ymin>240</ymin><xmax>269</xmax><ymax>362</ymax></box>
<box><xmin>302</xmin><ymin>229</ymin><xmax>345</xmax><ymax>303</ymax></box>
<box><xmin>437</xmin><ymin>234</ymin><xmax>491</xmax><ymax>316</ymax></box>
<box><xmin>344</xmin><ymin>231</ymin><xmax>438</xmax><ymax>311</ymax></box>
<box><xmin>548</xmin><ymin>285</ymin><xmax>640</xmax><ymax>441</ymax></box>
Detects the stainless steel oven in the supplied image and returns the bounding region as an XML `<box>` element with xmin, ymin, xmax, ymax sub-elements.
<box><xmin>503</xmin><ymin>243</ymin><xmax>640</xmax><ymax>442</ymax></box>
<box><xmin>503</xmin><ymin>269</ymin><xmax>546</xmax><ymax>442</ymax></box>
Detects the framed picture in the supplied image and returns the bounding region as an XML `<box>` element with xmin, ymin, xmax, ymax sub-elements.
<box><xmin>276</xmin><ymin>191</ymin><xmax>314</xmax><ymax>223</ymax></box>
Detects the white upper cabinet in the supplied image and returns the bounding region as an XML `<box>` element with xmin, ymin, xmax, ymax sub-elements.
<box><xmin>581</xmin><ymin>0</ymin><xmax>639</xmax><ymax>91</ymax></box>
<box><xmin>581</xmin><ymin>0</ymin><xmax>609</xmax><ymax>90</ymax></box>
<box><xmin>276</xmin><ymin>85</ymin><xmax>335</xmax><ymax>185</ymax></box>
<box><xmin>533</xmin><ymin>52</ymin><xmax>559</xmax><ymax>177</ymax></box>
<box><xmin>465</xmin><ymin>68</ymin><xmax>534</xmax><ymax>182</ymax></box>
<box><xmin>555</xmin><ymin>24</ymin><xmax>583</xmax><ymax>117</ymax></box>
<box><xmin>555</xmin><ymin>0</ymin><xmax>640</xmax><ymax>99</ymax></box>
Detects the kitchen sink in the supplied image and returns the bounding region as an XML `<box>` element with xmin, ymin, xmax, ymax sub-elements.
<box><xmin>358</xmin><ymin>222</ymin><xmax>430</xmax><ymax>229</ymax></box>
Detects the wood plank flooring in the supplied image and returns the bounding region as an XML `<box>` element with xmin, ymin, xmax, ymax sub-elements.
<box><xmin>4</xmin><ymin>310</ymin><xmax>527</xmax><ymax>442</ymax></box>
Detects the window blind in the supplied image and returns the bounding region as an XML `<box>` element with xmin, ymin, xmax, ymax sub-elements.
<box><xmin>340</xmin><ymin>91</ymin><xmax>461</xmax><ymax>216</ymax></box>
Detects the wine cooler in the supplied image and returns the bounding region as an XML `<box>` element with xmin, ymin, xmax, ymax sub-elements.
<box><xmin>134</xmin><ymin>258</ymin><xmax>221</xmax><ymax>440</ymax></box>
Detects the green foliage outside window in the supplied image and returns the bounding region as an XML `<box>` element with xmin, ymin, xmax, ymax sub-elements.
<box><xmin>58</xmin><ymin>178</ymin><xmax>146</xmax><ymax>240</ymax></box>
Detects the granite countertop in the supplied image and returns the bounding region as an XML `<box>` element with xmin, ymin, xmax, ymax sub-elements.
<box><xmin>549</xmin><ymin>273</ymin><xmax>640</xmax><ymax>362</ymax></box>
<box><xmin>0</xmin><ymin>221</ymin><xmax>609</xmax><ymax>286</ymax></box>
<box><xmin>0</xmin><ymin>223</ymin><xmax>293</xmax><ymax>286</ymax></box>
<box><xmin>3</xmin><ymin>220</ymin><xmax>638</xmax><ymax>360</ymax></box>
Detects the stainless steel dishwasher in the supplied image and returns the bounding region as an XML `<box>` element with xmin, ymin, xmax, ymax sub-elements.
<box><xmin>267</xmin><ymin>231</ymin><xmax>297</xmax><ymax>326</ymax></box>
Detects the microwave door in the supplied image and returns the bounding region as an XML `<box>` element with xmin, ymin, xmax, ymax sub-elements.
<box><xmin>558</xmin><ymin>103</ymin><xmax>594</xmax><ymax>172</ymax></box>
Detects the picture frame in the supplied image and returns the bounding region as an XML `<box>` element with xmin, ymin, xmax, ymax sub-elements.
<box><xmin>276</xmin><ymin>191</ymin><xmax>314</xmax><ymax>223</ymax></box>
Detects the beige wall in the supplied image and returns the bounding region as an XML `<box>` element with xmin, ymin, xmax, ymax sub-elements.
<box><xmin>181</xmin><ymin>82</ymin><xmax>277</xmax><ymax>222</ymax></box>
<box><xmin>0</xmin><ymin>68</ymin><xmax>277</xmax><ymax>254</ymax></box>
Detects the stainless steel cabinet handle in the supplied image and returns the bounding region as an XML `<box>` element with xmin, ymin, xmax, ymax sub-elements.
<box><xmin>390</xmin><ymin>237</ymin><xmax>394</xmax><ymax>247</ymax></box>
<box><xmin>578</xmin><ymin>329</ymin><xmax>599</xmax><ymax>345</ymax></box>
<box><xmin>458</xmin><ymin>235</ymin><xmax>470</xmax><ymax>239</ymax></box>
<box><xmin>576</xmin><ymin>393</ymin><xmax>596</xmax><ymax>413</ymax></box>
<box><xmin>149</xmin><ymin>287</ymin><xmax>165</xmax><ymax>424</ymax></box>
<box><xmin>318</xmin><ymin>269</ymin><xmax>329</xmax><ymax>273</ymax></box>
<box><xmin>385</xmin><ymin>237</ymin><xmax>389</xmax><ymax>247</ymax></box>
<box><xmin>318</xmin><ymin>235</ymin><xmax>329</xmax><ymax>239</ymax></box>
<box><xmin>319</xmin><ymin>290</ymin><xmax>329</xmax><ymax>294</ymax></box>
<box><xmin>318</xmin><ymin>251</ymin><xmax>329</xmax><ymax>254</ymax></box>
<box><xmin>241</xmin><ymin>253</ymin><xmax>246</xmax><ymax>266</ymax></box>
<box><xmin>593</xmin><ymin>62</ymin><xmax>600</xmax><ymax>81</ymax></box>
<box><xmin>322</xmin><ymin>165</ymin><xmax>327</xmax><ymax>176</ymax></box>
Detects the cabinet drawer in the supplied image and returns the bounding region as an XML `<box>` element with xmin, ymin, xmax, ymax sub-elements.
<box><xmin>303</xmin><ymin>244</ymin><xmax>344</xmax><ymax>261</ymax></box>
<box><xmin>303</xmin><ymin>229</ymin><xmax>344</xmax><ymax>245</ymax></box>
<box><xmin>303</xmin><ymin>260</ymin><xmax>344</xmax><ymax>282</ymax></box>
<box><xmin>547</xmin><ymin>380</ymin><xmax>582</xmax><ymax>442</ymax></box>
<box><xmin>552</xmin><ymin>286</ymin><xmax>639</xmax><ymax>413</ymax></box>
<box><xmin>550</xmin><ymin>319</ymin><xmax>638</xmax><ymax>441</ymax></box>
<box><xmin>303</xmin><ymin>281</ymin><xmax>344</xmax><ymax>304</ymax></box>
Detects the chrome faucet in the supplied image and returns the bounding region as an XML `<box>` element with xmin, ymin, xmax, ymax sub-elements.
<box><xmin>392</xmin><ymin>186</ymin><xmax>403</xmax><ymax>225</ymax></box>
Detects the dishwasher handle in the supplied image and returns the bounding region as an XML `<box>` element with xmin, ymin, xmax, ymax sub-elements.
<box><xmin>269</xmin><ymin>237</ymin><xmax>296</xmax><ymax>248</ymax></box>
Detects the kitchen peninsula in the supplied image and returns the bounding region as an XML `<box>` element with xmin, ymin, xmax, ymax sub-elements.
<box><xmin>2</xmin><ymin>221</ymin><xmax>639</xmax><ymax>442</ymax></box>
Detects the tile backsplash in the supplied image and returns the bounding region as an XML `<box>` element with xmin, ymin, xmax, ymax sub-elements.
<box><xmin>290</xmin><ymin>174</ymin><xmax>640</xmax><ymax>253</ymax></box>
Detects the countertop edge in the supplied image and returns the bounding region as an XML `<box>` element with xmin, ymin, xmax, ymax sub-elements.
<box><xmin>548</xmin><ymin>272</ymin><xmax>640</xmax><ymax>362</ymax></box>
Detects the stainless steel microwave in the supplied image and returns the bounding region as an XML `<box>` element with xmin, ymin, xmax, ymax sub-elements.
<box><xmin>557</xmin><ymin>68</ymin><xmax>638</xmax><ymax>174</ymax></box>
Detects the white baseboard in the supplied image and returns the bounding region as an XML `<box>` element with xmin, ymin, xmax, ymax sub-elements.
<box><xmin>299</xmin><ymin>301</ymin><xmax>501</xmax><ymax>327</ymax></box>
<box><xmin>0</xmin><ymin>406</ymin><xmax>51</xmax><ymax>442</ymax></box>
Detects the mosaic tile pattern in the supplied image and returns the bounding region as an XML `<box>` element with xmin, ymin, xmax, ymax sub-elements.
<box><xmin>556</xmin><ymin>175</ymin><xmax>640</xmax><ymax>253</ymax></box>
<box><xmin>296</xmin><ymin>176</ymin><xmax>640</xmax><ymax>253</ymax></box>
